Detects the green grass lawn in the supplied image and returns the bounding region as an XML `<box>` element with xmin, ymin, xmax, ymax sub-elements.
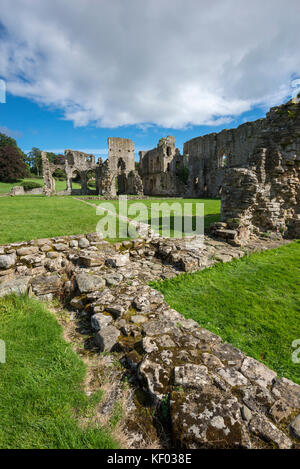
<box><xmin>0</xmin><ymin>196</ymin><xmax>103</xmax><ymax>244</ymax></box>
<box><xmin>0</xmin><ymin>178</ymin><xmax>80</xmax><ymax>194</ymax></box>
<box><xmin>151</xmin><ymin>241</ymin><xmax>300</xmax><ymax>384</ymax></box>
<box><xmin>0</xmin><ymin>196</ymin><xmax>220</xmax><ymax>244</ymax></box>
<box><xmin>98</xmin><ymin>197</ymin><xmax>220</xmax><ymax>236</ymax></box>
<box><xmin>0</xmin><ymin>295</ymin><xmax>118</xmax><ymax>449</ymax></box>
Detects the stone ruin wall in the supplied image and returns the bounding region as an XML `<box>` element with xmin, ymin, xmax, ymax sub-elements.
<box><xmin>183</xmin><ymin>119</ymin><xmax>264</xmax><ymax>199</ymax></box>
<box><xmin>42</xmin><ymin>149</ymin><xmax>98</xmax><ymax>196</ymax></box>
<box><xmin>184</xmin><ymin>97</ymin><xmax>300</xmax><ymax>241</ymax></box>
<box><xmin>42</xmin><ymin>138</ymin><xmax>143</xmax><ymax>198</ymax></box>
<box><xmin>139</xmin><ymin>136</ymin><xmax>186</xmax><ymax>196</ymax></box>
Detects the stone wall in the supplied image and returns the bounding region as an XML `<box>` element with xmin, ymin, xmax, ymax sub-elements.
<box><xmin>139</xmin><ymin>136</ymin><xmax>186</xmax><ymax>196</ymax></box>
<box><xmin>42</xmin><ymin>138</ymin><xmax>143</xmax><ymax>197</ymax></box>
<box><xmin>0</xmin><ymin>233</ymin><xmax>299</xmax><ymax>448</ymax></box>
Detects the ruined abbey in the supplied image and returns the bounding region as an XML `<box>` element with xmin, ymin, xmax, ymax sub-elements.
<box><xmin>42</xmin><ymin>96</ymin><xmax>300</xmax><ymax>241</ymax></box>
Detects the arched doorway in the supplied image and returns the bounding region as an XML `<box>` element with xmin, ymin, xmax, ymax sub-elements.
<box><xmin>86</xmin><ymin>169</ymin><xmax>97</xmax><ymax>193</ymax></box>
<box><xmin>71</xmin><ymin>170</ymin><xmax>83</xmax><ymax>194</ymax></box>
<box><xmin>52</xmin><ymin>168</ymin><xmax>68</xmax><ymax>193</ymax></box>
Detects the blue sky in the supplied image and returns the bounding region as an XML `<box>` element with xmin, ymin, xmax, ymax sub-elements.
<box><xmin>0</xmin><ymin>0</ymin><xmax>299</xmax><ymax>161</ymax></box>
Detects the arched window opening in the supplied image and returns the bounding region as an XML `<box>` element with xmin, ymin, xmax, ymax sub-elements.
<box><xmin>118</xmin><ymin>158</ymin><xmax>126</xmax><ymax>172</ymax></box>
<box><xmin>220</xmin><ymin>153</ymin><xmax>228</xmax><ymax>167</ymax></box>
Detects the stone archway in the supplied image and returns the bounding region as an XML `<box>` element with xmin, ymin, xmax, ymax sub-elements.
<box><xmin>52</xmin><ymin>168</ymin><xmax>68</xmax><ymax>193</ymax></box>
<box><xmin>71</xmin><ymin>170</ymin><xmax>84</xmax><ymax>195</ymax></box>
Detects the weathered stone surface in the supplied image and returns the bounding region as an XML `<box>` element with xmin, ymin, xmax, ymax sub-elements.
<box><xmin>240</xmin><ymin>384</ymin><xmax>275</xmax><ymax>413</ymax></box>
<box><xmin>0</xmin><ymin>276</ymin><xmax>30</xmax><ymax>297</ymax></box>
<box><xmin>272</xmin><ymin>377</ymin><xmax>300</xmax><ymax>409</ymax></box>
<box><xmin>171</xmin><ymin>388</ymin><xmax>251</xmax><ymax>449</ymax></box>
<box><xmin>79</xmin><ymin>253</ymin><xmax>105</xmax><ymax>267</ymax></box>
<box><xmin>249</xmin><ymin>415</ymin><xmax>292</xmax><ymax>449</ymax></box>
<box><xmin>104</xmin><ymin>273</ymin><xmax>123</xmax><ymax>286</ymax></box>
<box><xmin>201</xmin><ymin>353</ymin><xmax>224</xmax><ymax>369</ymax></box>
<box><xmin>132</xmin><ymin>296</ymin><xmax>150</xmax><ymax>312</ymax></box>
<box><xmin>95</xmin><ymin>325</ymin><xmax>120</xmax><ymax>352</ymax></box>
<box><xmin>139</xmin><ymin>355</ymin><xmax>170</xmax><ymax>399</ymax></box>
<box><xmin>78</xmin><ymin>238</ymin><xmax>90</xmax><ymax>248</ymax></box>
<box><xmin>53</xmin><ymin>243</ymin><xmax>69</xmax><ymax>251</ymax></box>
<box><xmin>174</xmin><ymin>364</ymin><xmax>211</xmax><ymax>389</ymax></box>
<box><xmin>142</xmin><ymin>320</ymin><xmax>178</xmax><ymax>336</ymax></box>
<box><xmin>211</xmin><ymin>342</ymin><xmax>245</xmax><ymax>366</ymax></box>
<box><xmin>106</xmin><ymin>304</ymin><xmax>125</xmax><ymax>318</ymax></box>
<box><xmin>130</xmin><ymin>315</ymin><xmax>147</xmax><ymax>324</ymax></box>
<box><xmin>69</xmin><ymin>240</ymin><xmax>78</xmax><ymax>248</ymax></box>
<box><xmin>240</xmin><ymin>357</ymin><xmax>277</xmax><ymax>388</ymax></box>
<box><xmin>241</xmin><ymin>405</ymin><xmax>252</xmax><ymax>422</ymax></box>
<box><xmin>70</xmin><ymin>296</ymin><xmax>85</xmax><ymax>310</ymax></box>
<box><xmin>289</xmin><ymin>414</ymin><xmax>300</xmax><ymax>439</ymax></box>
<box><xmin>216</xmin><ymin>367</ymin><xmax>248</xmax><ymax>387</ymax></box>
<box><xmin>91</xmin><ymin>313</ymin><xmax>113</xmax><ymax>331</ymax></box>
<box><xmin>269</xmin><ymin>399</ymin><xmax>293</xmax><ymax>423</ymax></box>
<box><xmin>31</xmin><ymin>275</ymin><xmax>62</xmax><ymax>296</ymax></box>
<box><xmin>76</xmin><ymin>273</ymin><xmax>105</xmax><ymax>293</ymax></box>
<box><xmin>16</xmin><ymin>246</ymin><xmax>39</xmax><ymax>256</ymax></box>
<box><xmin>142</xmin><ymin>337</ymin><xmax>159</xmax><ymax>354</ymax></box>
<box><xmin>105</xmin><ymin>253</ymin><xmax>129</xmax><ymax>267</ymax></box>
<box><xmin>0</xmin><ymin>253</ymin><xmax>16</xmax><ymax>269</ymax></box>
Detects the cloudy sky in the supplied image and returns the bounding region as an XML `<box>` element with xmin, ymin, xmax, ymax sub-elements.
<box><xmin>0</xmin><ymin>0</ymin><xmax>300</xmax><ymax>156</ymax></box>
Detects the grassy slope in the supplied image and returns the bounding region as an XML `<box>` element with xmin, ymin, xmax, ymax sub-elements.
<box><xmin>0</xmin><ymin>196</ymin><xmax>220</xmax><ymax>244</ymax></box>
<box><xmin>151</xmin><ymin>241</ymin><xmax>300</xmax><ymax>384</ymax></box>
<box><xmin>0</xmin><ymin>295</ymin><xmax>118</xmax><ymax>449</ymax></box>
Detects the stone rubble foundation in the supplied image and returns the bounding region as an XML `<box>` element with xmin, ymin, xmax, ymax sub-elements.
<box><xmin>0</xmin><ymin>232</ymin><xmax>299</xmax><ymax>449</ymax></box>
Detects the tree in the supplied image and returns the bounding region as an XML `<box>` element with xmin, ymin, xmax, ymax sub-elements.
<box><xmin>0</xmin><ymin>133</ymin><xmax>19</xmax><ymax>150</ymax></box>
<box><xmin>0</xmin><ymin>145</ymin><xmax>29</xmax><ymax>182</ymax></box>
<box><xmin>25</xmin><ymin>147</ymin><xmax>42</xmax><ymax>176</ymax></box>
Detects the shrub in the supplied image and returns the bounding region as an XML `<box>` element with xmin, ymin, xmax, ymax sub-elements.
<box><xmin>53</xmin><ymin>168</ymin><xmax>66</xmax><ymax>179</ymax></box>
<box><xmin>20</xmin><ymin>181</ymin><xmax>43</xmax><ymax>191</ymax></box>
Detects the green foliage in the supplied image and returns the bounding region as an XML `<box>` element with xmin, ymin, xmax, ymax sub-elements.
<box><xmin>46</xmin><ymin>152</ymin><xmax>58</xmax><ymax>163</ymax></box>
<box><xmin>25</xmin><ymin>148</ymin><xmax>42</xmax><ymax>176</ymax></box>
<box><xmin>0</xmin><ymin>295</ymin><xmax>118</xmax><ymax>449</ymax></box>
<box><xmin>0</xmin><ymin>133</ymin><xmax>19</xmax><ymax>150</ymax></box>
<box><xmin>20</xmin><ymin>180</ymin><xmax>43</xmax><ymax>191</ymax></box>
<box><xmin>0</xmin><ymin>145</ymin><xmax>29</xmax><ymax>182</ymax></box>
<box><xmin>53</xmin><ymin>168</ymin><xmax>67</xmax><ymax>180</ymax></box>
<box><xmin>151</xmin><ymin>241</ymin><xmax>300</xmax><ymax>384</ymax></box>
<box><xmin>176</xmin><ymin>165</ymin><xmax>189</xmax><ymax>185</ymax></box>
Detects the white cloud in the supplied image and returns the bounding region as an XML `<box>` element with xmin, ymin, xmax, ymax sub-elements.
<box><xmin>0</xmin><ymin>0</ymin><xmax>299</xmax><ymax>129</ymax></box>
<box><xmin>0</xmin><ymin>126</ymin><xmax>23</xmax><ymax>138</ymax></box>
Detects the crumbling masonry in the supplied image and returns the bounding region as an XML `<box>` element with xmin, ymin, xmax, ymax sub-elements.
<box><xmin>42</xmin><ymin>96</ymin><xmax>300</xmax><ymax>240</ymax></box>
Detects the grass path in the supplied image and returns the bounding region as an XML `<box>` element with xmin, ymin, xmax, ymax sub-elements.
<box><xmin>151</xmin><ymin>241</ymin><xmax>300</xmax><ymax>384</ymax></box>
<box><xmin>0</xmin><ymin>295</ymin><xmax>118</xmax><ymax>449</ymax></box>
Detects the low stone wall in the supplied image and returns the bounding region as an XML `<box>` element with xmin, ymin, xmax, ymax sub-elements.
<box><xmin>8</xmin><ymin>186</ymin><xmax>44</xmax><ymax>196</ymax></box>
<box><xmin>0</xmin><ymin>233</ymin><xmax>299</xmax><ymax>449</ymax></box>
